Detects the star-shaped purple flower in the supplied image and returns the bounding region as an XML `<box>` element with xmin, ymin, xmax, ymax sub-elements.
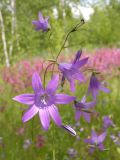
<box><xmin>59</xmin><ymin>51</ymin><xmax>88</xmax><ymax>92</ymax></box>
<box><xmin>87</xmin><ymin>73</ymin><xmax>110</xmax><ymax>100</ymax></box>
<box><xmin>103</xmin><ymin>116</ymin><xmax>114</xmax><ymax>130</ymax></box>
<box><xmin>74</xmin><ymin>96</ymin><xmax>96</xmax><ymax>123</ymax></box>
<box><xmin>32</xmin><ymin>12</ymin><xmax>51</xmax><ymax>32</ymax></box>
<box><xmin>85</xmin><ymin>130</ymin><xmax>106</xmax><ymax>153</ymax></box>
<box><xmin>13</xmin><ymin>72</ymin><xmax>75</xmax><ymax>130</ymax></box>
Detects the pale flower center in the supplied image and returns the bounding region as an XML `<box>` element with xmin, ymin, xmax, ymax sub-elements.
<box><xmin>40</xmin><ymin>94</ymin><xmax>49</xmax><ymax>105</ymax></box>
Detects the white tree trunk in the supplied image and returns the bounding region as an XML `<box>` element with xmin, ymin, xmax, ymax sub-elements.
<box><xmin>0</xmin><ymin>10</ymin><xmax>10</xmax><ymax>67</ymax></box>
<box><xmin>9</xmin><ymin>0</ymin><xmax>16</xmax><ymax>57</ymax></box>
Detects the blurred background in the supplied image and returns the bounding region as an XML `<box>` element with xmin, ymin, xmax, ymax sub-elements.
<box><xmin>0</xmin><ymin>0</ymin><xmax>120</xmax><ymax>160</ymax></box>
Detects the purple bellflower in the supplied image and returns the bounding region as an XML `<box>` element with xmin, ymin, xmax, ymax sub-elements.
<box><xmin>103</xmin><ymin>116</ymin><xmax>114</xmax><ymax>130</ymax></box>
<box><xmin>59</xmin><ymin>50</ymin><xmax>88</xmax><ymax>92</ymax></box>
<box><xmin>85</xmin><ymin>130</ymin><xmax>106</xmax><ymax>153</ymax></box>
<box><xmin>13</xmin><ymin>72</ymin><xmax>75</xmax><ymax>130</ymax></box>
<box><xmin>87</xmin><ymin>73</ymin><xmax>110</xmax><ymax>100</ymax></box>
<box><xmin>32</xmin><ymin>12</ymin><xmax>51</xmax><ymax>32</ymax></box>
<box><xmin>74</xmin><ymin>96</ymin><xmax>96</xmax><ymax>123</ymax></box>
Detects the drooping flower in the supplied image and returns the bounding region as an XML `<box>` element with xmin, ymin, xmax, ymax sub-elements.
<box><xmin>87</xmin><ymin>73</ymin><xmax>110</xmax><ymax>100</ymax></box>
<box><xmin>74</xmin><ymin>96</ymin><xmax>96</xmax><ymax>123</ymax></box>
<box><xmin>13</xmin><ymin>72</ymin><xmax>75</xmax><ymax>130</ymax></box>
<box><xmin>103</xmin><ymin>116</ymin><xmax>114</xmax><ymax>130</ymax></box>
<box><xmin>59</xmin><ymin>50</ymin><xmax>88</xmax><ymax>92</ymax></box>
<box><xmin>85</xmin><ymin>130</ymin><xmax>106</xmax><ymax>153</ymax></box>
<box><xmin>32</xmin><ymin>12</ymin><xmax>51</xmax><ymax>32</ymax></box>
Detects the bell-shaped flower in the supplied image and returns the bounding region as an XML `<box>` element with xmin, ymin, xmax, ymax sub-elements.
<box><xmin>74</xmin><ymin>96</ymin><xmax>96</xmax><ymax>123</ymax></box>
<box><xmin>13</xmin><ymin>72</ymin><xmax>75</xmax><ymax>130</ymax></box>
<box><xmin>87</xmin><ymin>73</ymin><xmax>110</xmax><ymax>100</ymax></box>
<box><xmin>103</xmin><ymin>116</ymin><xmax>114</xmax><ymax>130</ymax></box>
<box><xmin>85</xmin><ymin>130</ymin><xmax>106</xmax><ymax>153</ymax></box>
<box><xmin>32</xmin><ymin>12</ymin><xmax>51</xmax><ymax>32</ymax></box>
<box><xmin>59</xmin><ymin>50</ymin><xmax>88</xmax><ymax>92</ymax></box>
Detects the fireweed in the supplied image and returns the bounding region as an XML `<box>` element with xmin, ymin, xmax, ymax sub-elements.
<box><xmin>13</xmin><ymin>11</ymin><xmax>116</xmax><ymax>158</ymax></box>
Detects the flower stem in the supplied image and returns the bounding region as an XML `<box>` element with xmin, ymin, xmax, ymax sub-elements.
<box><xmin>53</xmin><ymin>149</ymin><xmax>55</xmax><ymax>160</ymax></box>
<box><xmin>43</xmin><ymin>19</ymin><xmax>84</xmax><ymax>87</ymax></box>
<box><xmin>55</xmin><ymin>19</ymin><xmax>85</xmax><ymax>62</ymax></box>
<box><xmin>43</xmin><ymin>62</ymin><xmax>55</xmax><ymax>88</ymax></box>
<box><xmin>51</xmin><ymin>123</ymin><xmax>56</xmax><ymax>160</ymax></box>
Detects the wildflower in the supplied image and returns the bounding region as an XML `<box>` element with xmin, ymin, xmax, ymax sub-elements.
<box><xmin>35</xmin><ymin>135</ymin><xmax>45</xmax><ymax>148</ymax></box>
<box><xmin>74</xmin><ymin>96</ymin><xmax>96</xmax><ymax>123</ymax></box>
<box><xmin>59</xmin><ymin>50</ymin><xmax>88</xmax><ymax>92</ymax></box>
<box><xmin>16</xmin><ymin>127</ymin><xmax>25</xmax><ymax>136</ymax></box>
<box><xmin>23</xmin><ymin>139</ymin><xmax>32</xmax><ymax>149</ymax></box>
<box><xmin>87</xmin><ymin>73</ymin><xmax>110</xmax><ymax>100</ymax></box>
<box><xmin>32</xmin><ymin>12</ymin><xmax>50</xmax><ymax>32</ymax></box>
<box><xmin>103</xmin><ymin>116</ymin><xmax>114</xmax><ymax>130</ymax></box>
<box><xmin>85</xmin><ymin>130</ymin><xmax>106</xmax><ymax>153</ymax></box>
<box><xmin>13</xmin><ymin>72</ymin><xmax>75</xmax><ymax>130</ymax></box>
<box><xmin>67</xmin><ymin>148</ymin><xmax>77</xmax><ymax>158</ymax></box>
<box><xmin>110</xmin><ymin>133</ymin><xmax>120</xmax><ymax>146</ymax></box>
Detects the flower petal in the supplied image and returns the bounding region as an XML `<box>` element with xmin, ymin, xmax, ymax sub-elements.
<box><xmin>84</xmin><ymin>138</ymin><xmax>91</xmax><ymax>144</ymax></box>
<box><xmin>85</xmin><ymin>101</ymin><xmax>96</xmax><ymax>109</ymax></box>
<box><xmin>99</xmin><ymin>85</ymin><xmax>110</xmax><ymax>93</ymax></box>
<box><xmin>46</xmin><ymin>75</ymin><xmax>59</xmax><ymax>93</ymax></box>
<box><xmin>48</xmin><ymin>105</ymin><xmax>62</xmax><ymax>126</ymax></box>
<box><xmin>72</xmin><ymin>71</ymin><xmax>85</xmax><ymax>82</ymax></box>
<box><xmin>83</xmin><ymin>112</ymin><xmax>91</xmax><ymax>123</ymax></box>
<box><xmin>73</xmin><ymin>50</ymin><xmax>82</xmax><ymax>64</ymax></box>
<box><xmin>32</xmin><ymin>20</ymin><xmax>40</xmax><ymax>26</ymax></box>
<box><xmin>13</xmin><ymin>94</ymin><xmax>34</xmax><ymax>105</ymax></box>
<box><xmin>81</xmin><ymin>95</ymin><xmax>86</xmax><ymax>103</ymax></box>
<box><xmin>55</xmin><ymin>94</ymin><xmax>75</xmax><ymax>104</ymax></box>
<box><xmin>98</xmin><ymin>143</ymin><xmax>104</xmax><ymax>151</ymax></box>
<box><xmin>74</xmin><ymin>57</ymin><xmax>88</xmax><ymax>68</ymax></box>
<box><xmin>22</xmin><ymin>105</ymin><xmax>38</xmax><ymax>122</ymax></box>
<box><xmin>69</xmin><ymin>79</ymin><xmax>75</xmax><ymax>92</ymax></box>
<box><xmin>91</xmin><ymin>130</ymin><xmax>98</xmax><ymax>144</ymax></box>
<box><xmin>38</xmin><ymin>12</ymin><xmax>44</xmax><ymax>21</ymax></box>
<box><xmin>75</xmin><ymin>110</ymin><xmax>81</xmax><ymax>121</ymax></box>
<box><xmin>62</xmin><ymin>125</ymin><xmax>76</xmax><ymax>136</ymax></box>
<box><xmin>32</xmin><ymin>72</ymin><xmax>43</xmax><ymax>93</ymax></box>
<box><xmin>39</xmin><ymin>108</ymin><xmax>50</xmax><ymax>130</ymax></box>
<box><xmin>98</xmin><ymin>132</ymin><xmax>106</xmax><ymax>144</ymax></box>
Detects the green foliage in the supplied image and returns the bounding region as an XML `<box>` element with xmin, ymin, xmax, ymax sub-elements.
<box><xmin>0</xmin><ymin>0</ymin><xmax>120</xmax><ymax>64</ymax></box>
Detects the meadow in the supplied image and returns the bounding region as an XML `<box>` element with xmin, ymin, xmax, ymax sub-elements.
<box><xmin>0</xmin><ymin>1</ymin><xmax>120</xmax><ymax>159</ymax></box>
<box><xmin>0</xmin><ymin>48</ymin><xmax>120</xmax><ymax>160</ymax></box>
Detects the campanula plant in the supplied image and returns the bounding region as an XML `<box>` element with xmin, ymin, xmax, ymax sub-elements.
<box><xmin>12</xmin><ymin>11</ymin><xmax>114</xmax><ymax>159</ymax></box>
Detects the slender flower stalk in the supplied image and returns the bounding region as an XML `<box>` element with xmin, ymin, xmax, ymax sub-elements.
<box><xmin>13</xmin><ymin>72</ymin><xmax>75</xmax><ymax>130</ymax></box>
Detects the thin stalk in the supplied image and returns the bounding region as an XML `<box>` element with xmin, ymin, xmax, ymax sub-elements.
<box><xmin>43</xmin><ymin>62</ymin><xmax>56</xmax><ymax>88</ymax></box>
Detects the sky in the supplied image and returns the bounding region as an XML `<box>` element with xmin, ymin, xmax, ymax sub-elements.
<box><xmin>53</xmin><ymin>2</ymin><xmax>94</xmax><ymax>21</ymax></box>
<box><xmin>69</xmin><ymin>3</ymin><xmax>94</xmax><ymax>21</ymax></box>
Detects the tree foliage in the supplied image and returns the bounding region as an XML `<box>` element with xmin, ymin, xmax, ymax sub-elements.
<box><xmin>0</xmin><ymin>0</ymin><xmax>120</xmax><ymax>65</ymax></box>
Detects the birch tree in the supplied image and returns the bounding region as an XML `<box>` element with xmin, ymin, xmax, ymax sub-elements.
<box><xmin>0</xmin><ymin>9</ymin><xmax>10</xmax><ymax>67</ymax></box>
